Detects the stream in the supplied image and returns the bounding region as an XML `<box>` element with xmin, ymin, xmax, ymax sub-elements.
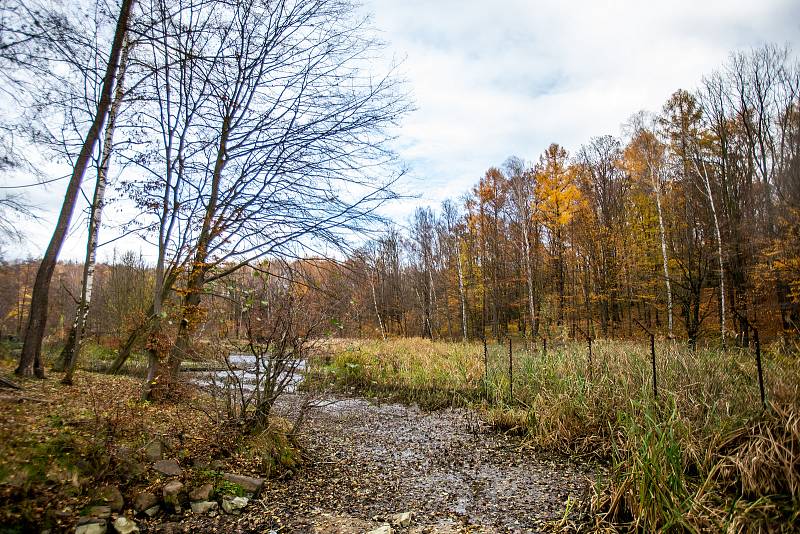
<box><xmin>185</xmin><ymin>354</ymin><xmax>306</xmax><ymax>394</ymax></box>
<box><xmin>181</xmin><ymin>392</ymin><xmax>594</xmax><ymax>533</ymax></box>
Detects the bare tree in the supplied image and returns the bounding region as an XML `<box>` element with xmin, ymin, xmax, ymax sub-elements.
<box><xmin>61</xmin><ymin>38</ymin><xmax>132</xmax><ymax>383</ymax></box>
<box><xmin>127</xmin><ymin>0</ymin><xmax>408</xmax><ymax>399</ymax></box>
<box><xmin>504</xmin><ymin>157</ymin><xmax>540</xmax><ymax>339</ymax></box>
<box><xmin>441</xmin><ymin>199</ymin><xmax>468</xmax><ymax>341</ymax></box>
<box><xmin>9</xmin><ymin>0</ymin><xmax>136</xmax><ymax>377</ymax></box>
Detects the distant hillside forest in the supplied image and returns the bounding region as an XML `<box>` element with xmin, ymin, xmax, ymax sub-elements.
<box><xmin>2</xmin><ymin>44</ymin><xmax>799</xmax><ymax>354</ymax></box>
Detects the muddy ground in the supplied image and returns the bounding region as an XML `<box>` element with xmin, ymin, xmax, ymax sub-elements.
<box><xmin>179</xmin><ymin>394</ymin><xmax>595</xmax><ymax>533</ymax></box>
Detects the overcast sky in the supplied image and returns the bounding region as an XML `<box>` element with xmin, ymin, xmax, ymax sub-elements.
<box><xmin>367</xmin><ymin>0</ymin><xmax>800</xmax><ymax>219</ymax></box>
<box><xmin>7</xmin><ymin>0</ymin><xmax>800</xmax><ymax>261</ymax></box>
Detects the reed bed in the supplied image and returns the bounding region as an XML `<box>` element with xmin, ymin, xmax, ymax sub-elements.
<box><xmin>313</xmin><ymin>337</ymin><xmax>800</xmax><ymax>532</ymax></box>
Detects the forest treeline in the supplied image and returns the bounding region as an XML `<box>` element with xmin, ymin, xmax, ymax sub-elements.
<box><xmin>1</xmin><ymin>42</ymin><xmax>799</xmax><ymax>371</ymax></box>
<box><xmin>1</xmin><ymin>0</ymin><xmax>408</xmax><ymax>392</ymax></box>
<box><xmin>333</xmin><ymin>44</ymin><xmax>800</xmax><ymax>346</ymax></box>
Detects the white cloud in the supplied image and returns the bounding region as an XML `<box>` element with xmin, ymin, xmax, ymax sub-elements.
<box><xmin>366</xmin><ymin>0</ymin><xmax>800</xmax><ymax>218</ymax></box>
<box><xmin>6</xmin><ymin>0</ymin><xmax>799</xmax><ymax>260</ymax></box>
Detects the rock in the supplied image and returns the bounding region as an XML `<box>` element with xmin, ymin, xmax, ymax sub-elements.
<box><xmin>389</xmin><ymin>512</ymin><xmax>412</xmax><ymax>527</ymax></box>
<box><xmin>221</xmin><ymin>473</ymin><xmax>263</xmax><ymax>494</ymax></box>
<box><xmin>143</xmin><ymin>506</ymin><xmax>161</xmax><ymax>518</ymax></box>
<box><xmin>88</xmin><ymin>506</ymin><xmax>112</xmax><ymax>519</ymax></box>
<box><xmin>188</xmin><ymin>483</ymin><xmax>214</xmax><ymax>502</ymax></box>
<box><xmin>98</xmin><ymin>486</ymin><xmax>124</xmax><ymax>512</ymax></box>
<box><xmin>112</xmin><ymin>517</ymin><xmax>139</xmax><ymax>534</ymax></box>
<box><xmin>153</xmin><ymin>459</ymin><xmax>182</xmax><ymax>477</ymax></box>
<box><xmin>223</xmin><ymin>473</ymin><xmax>264</xmax><ymax>494</ymax></box>
<box><xmin>162</xmin><ymin>480</ymin><xmax>184</xmax><ymax>510</ymax></box>
<box><xmin>133</xmin><ymin>492</ymin><xmax>158</xmax><ymax>513</ymax></box>
<box><xmin>145</xmin><ymin>440</ymin><xmax>164</xmax><ymax>462</ymax></box>
<box><xmin>116</xmin><ymin>447</ymin><xmax>145</xmax><ymax>477</ymax></box>
<box><xmin>190</xmin><ymin>500</ymin><xmax>218</xmax><ymax>514</ymax></box>
<box><xmin>75</xmin><ymin>518</ymin><xmax>107</xmax><ymax>534</ymax></box>
<box><xmin>366</xmin><ymin>526</ymin><xmax>392</xmax><ymax>534</ymax></box>
<box><xmin>221</xmin><ymin>495</ymin><xmax>249</xmax><ymax>514</ymax></box>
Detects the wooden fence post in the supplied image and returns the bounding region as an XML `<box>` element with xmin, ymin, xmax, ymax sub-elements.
<box><xmin>634</xmin><ymin>318</ymin><xmax>657</xmax><ymax>400</ymax></box>
<box><xmin>483</xmin><ymin>336</ymin><xmax>488</xmax><ymax>400</ymax></box>
<box><xmin>508</xmin><ymin>337</ymin><xmax>513</xmax><ymax>401</ymax></box>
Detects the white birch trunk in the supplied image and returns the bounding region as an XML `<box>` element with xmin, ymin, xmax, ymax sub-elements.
<box><xmin>651</xmin><ymin>162</ymin><xmax>674</xmax><ymax>338</ymax></box>
<box><xmin>63</xmin><ymin>39</ymin><xmax>130</xmax><ymax>382</ymax></box>
<box><xmin>455</xmin><ymin>241</ymin><xmax>468</xmax><ymax>341</ymax></box>
<box><xmin>696</xmin><ymin>160</ymin><xmax>726</xmax><ymax>348</ymax></box>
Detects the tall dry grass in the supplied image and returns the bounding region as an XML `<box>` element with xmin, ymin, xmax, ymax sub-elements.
<box><xmin>313</xmin><ymin>337</ymin><xmax>800</xmax><ymax>532</ymax></box>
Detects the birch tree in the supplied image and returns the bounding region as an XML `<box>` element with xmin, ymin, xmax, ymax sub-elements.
<box><xmin>8</xmin><ymin>0</ymin><xmax>136</xmax><ymax>377</ymax></box>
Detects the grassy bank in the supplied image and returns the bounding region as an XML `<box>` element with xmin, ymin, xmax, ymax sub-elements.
<box><xmin>313</xmin><ymin>337</ymin><xmax>800</xmax><ymax>532</ymax></box>
<box><xmin>0</xmin><ymin>358</ymin><xmax>301</xmax><ymax>532</ymax></box>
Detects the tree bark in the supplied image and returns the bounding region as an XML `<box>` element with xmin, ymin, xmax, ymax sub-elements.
<box><xmin>145</xmin><ymin>112</ymin><xmax>229</xmax><ymax>400</ymax></box>
<box><xmin>16</xmin><ymin>0</ymin><xmax>136</xmax><ymax>378</ymax></box>
<box><xmin>369</xmin><ymin>267</ymin><xmax>386</xmax><ymax>340</ymax></box>
<box><xmin>651</xmin><ymin>162</ymin><xmax>674</xmax><ymax>338</ymax></box>
<box><xmin>695</xmin><ymin>159</ymin><xmax>726</xmax><ymax>349</ymax></box>
<box><xmin>455</xmin><ymin>240</ymin><xmax>468</xmax><ymax>341</ymax></box>
<box><xmin>62</xmin><ymin>38</ymin><xmax>130</xmax><ymax>385</ymax></box>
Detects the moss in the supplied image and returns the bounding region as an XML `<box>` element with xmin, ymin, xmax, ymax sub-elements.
<box><xmin>215</xmin><ymin>479</ymin><xmax>247</xmax><ymax>497</ymax></box>
<box><xmin>241</xmin><ymin>420</ymin><xmax>302</xmax><ymax>478</ymax></box>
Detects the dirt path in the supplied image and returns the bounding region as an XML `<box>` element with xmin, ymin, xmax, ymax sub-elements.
<box><xmin>185</xmin><ymin>395</ymin><xmax>593</xmax><ymax>533</ymax></box>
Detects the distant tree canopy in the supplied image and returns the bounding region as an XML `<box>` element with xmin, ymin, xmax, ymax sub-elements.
<box><xmin>319</xmin><ymin>45</ymin><xmax>800</xmax><ymax>345</ymax></box>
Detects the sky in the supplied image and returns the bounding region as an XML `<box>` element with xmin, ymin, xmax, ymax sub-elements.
<box><xmin>5</xmin><ymin>0</ymin><xmax>800</xmax><ymax>261</ymax></box>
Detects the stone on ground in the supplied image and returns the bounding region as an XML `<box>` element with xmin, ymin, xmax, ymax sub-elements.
<box><xmin>221</xmin><ymin>495</ymin><xmax>249</xmax><ymax>514</ymax></box>
<box><xmin>112</xmin><ymin>516</ymin><xmax>139</xmax><ymax>534</ymax></box>
<box><xmin>98</xmin><ymin>486</ymin><xmax>124</xmax><ymax>512</ymax></box>
<box><xmin>366</xmin><ymin>526</ymin><xmax>392</xmax><ymax>534</ymax></box>
<box><xmin>143</xmin><ymin>506</ymin><xmax>161</xmax><ymax>518</ymax></box>
<box><xmin>190</xmin><ymin>500</ymin><xmax>219</xmax><ymax>514</ymax></box>
<box><xmin>389</xmin><ymin>512</ymin><xmax>412</xmax><ymax>527</ymax></box>
<box><xmin>153</xmin><ymin>459</ymin><xmax>182</xmax><ymax>476</ymax></box>
<box><xmin>162</xmin><ymin>480</ymin><xmax>184</xmax><ymax>510</ymax></box>
<box><xmin>145</xmin><ymin>440</ymin><xmax>164</xmax><ymax>462</ymax></box>
<box><xmin>222</xmin><ymin>472</ymin><xmax>264</xmax><ymax>493</ymax></box>
<box><xmin>133</xmin><ymin>492</ymin><xmax>158</xmax><ymax>513</ymax></box>
<box><xmin>75</xmin><ymin>518</ymin><xmax>107</xmax><ymax>534</ymax></box>
<box><xmin>188</xmin><ymin>483</ymin><xmax>214</xmax><ymax>502</ymax></box>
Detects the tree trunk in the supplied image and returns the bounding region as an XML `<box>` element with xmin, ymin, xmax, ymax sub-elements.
<box><xmin>16</xmin><ymin>0</ymin><xmax>136</xmax><ymax>378</ymax></box>
<box><xmin>522</xmin><ymin>221</ymin><xmax>538</xmax><ymax>340</ymax></box>
<box><xmin>651</xmin><ymin>164</ymin><xmax>674</xmax><ymax>338</ymax></box>
<box><xmin>144</xmin><ymin>112</ymin><xmax>229</xmax><ymax>400</ymax></box>
<box><xmin>456</xmin><ymin>241</ymin><xmax>468</xmax><ymax>341</ymax></box>
<box><xmin>62</xmin><ymin>38</ymin><xmax>130</xmax><ymax>385</ymax></box>
<box><xmin>696</xmin><ymin>160</ymin><xmax>726</xmax><ymax>349</ymax></box>
<box><xmin>369</xmin><ymin>268</ymin><xmax>386</xmax><ymax>340</ymax></box>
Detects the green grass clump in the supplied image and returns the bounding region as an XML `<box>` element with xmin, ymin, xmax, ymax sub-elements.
<box><xmin>311</xmin><ymin>337</ymin><xmax>800</xmax><ymax>531</ymax></box>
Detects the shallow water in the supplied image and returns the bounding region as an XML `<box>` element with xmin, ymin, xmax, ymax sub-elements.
<box><xmin>186</xmin><ymin>353</ymin><xmax>306</xmax><ymax>394</ymax></box>
<box><xmin>263</xmin><ymin>394</ymin><xmax>593</xmax><ymax>532</ymax></box>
